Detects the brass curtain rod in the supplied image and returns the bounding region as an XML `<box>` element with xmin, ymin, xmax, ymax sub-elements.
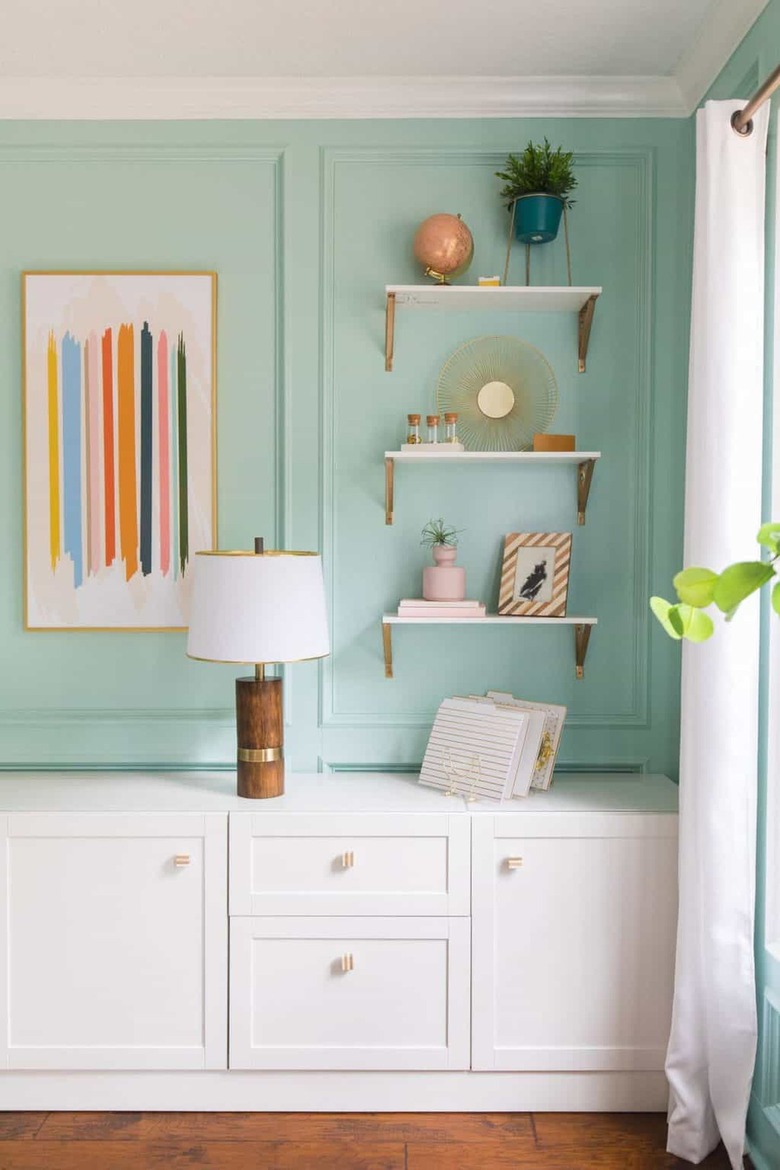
<box><xmin>733</xmin><ymin>63</ymin><xmax>780</xmax><ymax>135</ymax></box>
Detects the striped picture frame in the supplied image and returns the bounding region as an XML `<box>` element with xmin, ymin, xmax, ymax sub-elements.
<box><xmin>498</xmin><ymin>532</ymin><xmax>572</xmax><ymax>618</ymax></box>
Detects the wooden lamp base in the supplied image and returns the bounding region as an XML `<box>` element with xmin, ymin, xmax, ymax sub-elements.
<box><xmin>235</xmin><ymin>675</ymin><xmax>284</xmax><ymax>799</ymax></box>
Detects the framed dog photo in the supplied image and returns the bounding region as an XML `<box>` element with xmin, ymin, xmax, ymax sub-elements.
<box><xmin>498</xmin><ymin>532</ymin><xmax>572</xmax><ymax>618</ymax></box>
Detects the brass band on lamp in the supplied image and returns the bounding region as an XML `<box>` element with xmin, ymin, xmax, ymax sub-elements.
<box><xmin>186</xmin><ymin>537</ymin><xmax>330</xmax><ymax>800</ymax></box>
<box><xmin>238</xmin><ymin>746</ymin><xmax>283</xmax><ymax>763</ymax></box>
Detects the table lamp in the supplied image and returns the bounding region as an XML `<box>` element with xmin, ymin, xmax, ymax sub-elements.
<box><xmin>186</xmin><ymin>539</ymin><xmax>329</xmax><ymax>798</ymax></box>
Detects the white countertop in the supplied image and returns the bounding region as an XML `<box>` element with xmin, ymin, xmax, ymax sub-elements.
<box><xmin>0</xmin><ymin>771</ymin><xmax>678</xmax><ymax>815</ymax></box>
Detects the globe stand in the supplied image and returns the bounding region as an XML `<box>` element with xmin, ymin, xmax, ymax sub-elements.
<box><xmin>501</xmin><ymin>201</ymin><xmax>573</xmax><ymax>288</ymax></box>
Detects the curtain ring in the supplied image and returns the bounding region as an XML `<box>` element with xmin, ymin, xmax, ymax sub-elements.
<box><xmin>731</xmin><ymin>109</ymin><xmax>754</xmax><ymax>137</ymax></box>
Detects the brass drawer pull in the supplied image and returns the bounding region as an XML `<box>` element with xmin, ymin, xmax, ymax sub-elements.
<box><xmin>341</xmin><ymin>953</ymin><xmax>355</xmax><ymax>973</ymax></box>
<box><xmin>341</xmin><ymin>850</ymin><xmax>355</xmax><ymax>869</ymax></box>
<box><xmin>174</xmin><ymin>854</ymin><xmax>191</xmax><ymax>868</ymax></box>
<box><xmin>506</xmin><ymin>857</ymin><xmax>524</xmax><ymax>870</ymax></box>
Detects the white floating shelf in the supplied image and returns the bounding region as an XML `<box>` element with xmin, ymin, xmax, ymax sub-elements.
<box><xmin>385</xmin><ymin>450</ymin><xmax>600</xmax><ymax>464</ymax></box>
<box><xmin>381</xmin><ymin>614</ymin><xmax>596</xmax><ymax>681</ymax></box>
<box><xmin>386</xmin><ymin>285</ymin><xmax>601</xmax><ymax>313</ymax></box>
<box><xmin>384</xmin><ymin>284</ymin><xmax>601</xmax><ymax>374</ymax></box>
<box><xmin>383</xmin><ymin>615</ymin><xmax>597</xmax><ymax>625</ymax></box>
<box><xmin>384</xmin><ymin>451</ymin><xmax>600</xmax><ymax>526</ymax></box>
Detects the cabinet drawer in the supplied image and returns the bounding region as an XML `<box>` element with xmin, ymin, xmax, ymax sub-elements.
<box><xmin>229</xmin><ymin>916</ymin><xmax>470</xmax><ymax>1069</ymax></box>
<box><xmin>229</xmin><ymin>813</ymin><xmax>470</xmax><ymax>915</ymax></box>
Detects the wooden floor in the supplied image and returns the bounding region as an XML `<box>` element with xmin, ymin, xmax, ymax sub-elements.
<box><xmin>0</xmin><ymin>1112</ymin><xmax>750</xmax><ymax>1168</ymax></box>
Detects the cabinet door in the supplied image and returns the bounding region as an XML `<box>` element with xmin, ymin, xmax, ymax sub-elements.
<box><xmin>471</xmin><ymin>813</ymin><xmax>678</xmax><ymax>1071</ymax></box>
<box><xmin>230</xmin><ymin>916</ymin><xmax>470</xmax><ymax>1070</ymax></box>
<box><xmin>0</xmin><ymin>812</ymin><xmax>227</xmax><ymax>1070</ymax></box>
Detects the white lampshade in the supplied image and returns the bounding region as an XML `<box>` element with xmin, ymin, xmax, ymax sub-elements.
<box><xmin>187</xmin><ymin>550</ymin><xmax>330</xmax><ymax>665</ymax></box>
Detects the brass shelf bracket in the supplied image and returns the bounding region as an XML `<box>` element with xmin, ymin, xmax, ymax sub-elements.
<box><xmin>577</xmin><ymin>293</ymin><xmax>599</xmax><ymax>373</ymax></box>
<box><xmin>385</xmin><ymin>292</ymin><xmax>396</xmax><ymax>372</ymax></box>
<box><xmin>382</xmin><ymin>623</ymin><xmax>394</xmax><ymax>678</ymax></box>
<box><xmin>577</xmin><ymin>459</ymin><xmax>596</xmax><ymax>526</ymax></box>
<box><xmin>385</xmin><ymin>457</ymin><xmax>395</xmax><ymax>525</ymax></box>
<box><xmin>574</xmin><ymin>623</ymin><xmax>592</xmax><ymax>680</ymax></box>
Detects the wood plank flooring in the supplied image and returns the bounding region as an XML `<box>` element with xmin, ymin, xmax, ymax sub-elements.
<box><xmin>0</xmin><ymin>1112</ymin><xmax>750</xmax><ymax>1169</ymax></box>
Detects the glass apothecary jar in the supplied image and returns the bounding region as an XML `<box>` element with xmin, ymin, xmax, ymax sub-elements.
<box><xmin>406</xmin><ymin>413</ymin><xmax>422</xmax><ymax>444</ymax></box>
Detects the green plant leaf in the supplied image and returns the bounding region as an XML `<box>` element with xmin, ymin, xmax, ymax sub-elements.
<box><xmin>757</xmin><ymin>522</ymin><xmax>780</xmax><ymax>555</ymax></box>
<box><xmin>773</xmin><ymin>581</ymin><xmax>780</xmax><ymax>617</ymax></box>
<box><xmin>650</xmin><ymin>596</ymin><xmax>682</xmax><ymax>640</ymax></box>
<box><xmin>673</xmin><ymin>567</ymin><xmax>718</xmax><ymax>608</ymax></box>
<box><xmin>713</xmin><ymin>561</ymin><xmax>775</xmax><ymax>614</ymax></box>
<box><xmin>420</xmin><ymin>517</ymin><xmax>461</xmax><ymax>548</ymax></box>
<box><xmin>650</xmin><ymin>597</ymin><xmax>714</xmax><ymax>642</ymax></box>
<box><xmin>676</xmin><ymin>605</ymin><xmax>715</xmax><ymax>642</ymax></box>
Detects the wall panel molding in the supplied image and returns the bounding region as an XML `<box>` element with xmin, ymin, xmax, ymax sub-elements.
<box><xmin>319</xmin><ymin>146</ymin><xmax>655</xmax><ymax>733</ymax></box>
<box><xmin>0</xmin><ymin>141</ymin><xmax>285</xmax><ymax>767</ymax></box>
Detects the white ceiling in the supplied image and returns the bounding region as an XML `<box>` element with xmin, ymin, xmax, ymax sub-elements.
<box><xmin>0</xmin><ymin>0</ymin><xmax>715</xmax><ymax>78</ymax></box>
<box><xmin>0</xmin><ymin>0</ymin><xmax>768</xmax><ymax>118</ymax></box>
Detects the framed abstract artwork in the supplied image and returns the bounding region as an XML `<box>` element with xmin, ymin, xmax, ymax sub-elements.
<box><xmin>497</xmin><ymin>532</ymin><xmax>572</xmax><ymax>618</ymax></box>
<box><xmin>22</xmin><ymin>271</ymin><xmax>216</xmax><ymax>630</ymax></box>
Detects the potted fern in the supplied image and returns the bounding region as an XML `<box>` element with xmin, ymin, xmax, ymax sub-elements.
<box><xmin>496</xmin><ymin>139</ymin><xmax>578</xmax><ymax>245</ymax></box>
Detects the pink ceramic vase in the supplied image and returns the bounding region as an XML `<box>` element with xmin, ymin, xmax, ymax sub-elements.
<box><xmin>422</xmin><ymin>544</ymin><xmax>466</xmax><ymax>601</ymax></box>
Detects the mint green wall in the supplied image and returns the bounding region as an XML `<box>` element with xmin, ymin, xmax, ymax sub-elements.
<box><xmin>0</xmin><ymin>118</ymin><xmax>692</xmax><ymax>775</ymax></box>
<box><xmin>706</xmin><ymin>4</ymin><xmax>780</xmax><ymax>1167</ymax></box>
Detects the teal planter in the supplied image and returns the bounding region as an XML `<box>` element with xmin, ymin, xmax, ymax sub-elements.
<box><xmin>514</xmin><ymin>194</ymin><xmax>564</xmax><ymax>244</ymax></box>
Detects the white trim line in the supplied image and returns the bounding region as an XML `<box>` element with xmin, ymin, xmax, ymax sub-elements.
<box><xmin>0</xmin><ymin>1069</ymin><xmax>670</xmax><ymax>1111</ymax></box>
<box><xmin>674</xmin><ymin>0</ymin><xmax>770</xmax><ymax>113</ymax></box>
<box><xmin>0</xmin><ymin>74</ymin><xmax>688</xmax><ymax>120</ymax></box>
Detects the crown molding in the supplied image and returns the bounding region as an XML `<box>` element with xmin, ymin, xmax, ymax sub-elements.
<box><xmin>0</xmin><ymin>74</ymin><xmax>688</xmax><ymax>120</ymax></box>
<box><xmin>674</xmin><ymin>0</ymin><xmax>770</xmax><ymax>113</ymax></box>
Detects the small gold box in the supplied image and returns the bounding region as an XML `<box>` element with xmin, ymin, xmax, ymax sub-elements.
<box><xmin>533</xmin><ymin>433</ymin><xmax>576</xmax><ymax>452</ymax></box>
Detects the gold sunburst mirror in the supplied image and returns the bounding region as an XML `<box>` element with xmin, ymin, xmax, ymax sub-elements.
<box><xmin>437</xmin><ymin>336</ymin><xmax>558</xmax><ymax>451</ymax></box>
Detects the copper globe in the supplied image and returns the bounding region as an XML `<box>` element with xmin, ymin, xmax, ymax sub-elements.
<box><xmin>413</xmin><ymin>213</ymin><xmax>474</xmax><ymax>284</ymax></box>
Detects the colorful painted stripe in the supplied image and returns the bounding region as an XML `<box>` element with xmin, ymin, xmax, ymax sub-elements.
<box><xmin>61</xmin><ymin>333</ymin><xmax>83</xmax><ymax>589</ymax></box>
<box><xmin>117</xmin><ymin>323</ymin><xmax>138</xmax><ymax>581</ymax></box>
<box><xmin>140</xmin><ymin>321</ymin><xmax>153</xmax><ymax>577</ymax></box>
<box><xmin>157</xmin><ymin>331</ymin><xmax>170</xmax><ymax>577</ymax></box>
<box><xmin>177</xmin><ymin>334</ymin><xmax>188</xmax><ymax>575</ymax></box>
<box><xmin>46</xmin><ymin>331</ymin><xmax>60</xmax><ymax>571</ymax></box>
<box><xmin>170</xmin><ymin>341</ymin><xmax>179</xmax><ymax>580</ymax></box>
<box><xmin>101</xmin><ymin>328</ymin><xmax>116</xmax><ymax>567</ymax></box>
<box><xmin>85</xmin><ymin>332</ymin><xmax>101</xmax><ymax>576</ymax></box>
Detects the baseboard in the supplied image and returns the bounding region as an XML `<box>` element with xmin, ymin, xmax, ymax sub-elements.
<box><xmin>0</xmin><ymin>1070</ymin><xmax>669</xmax><ymax>1112</ymax></box>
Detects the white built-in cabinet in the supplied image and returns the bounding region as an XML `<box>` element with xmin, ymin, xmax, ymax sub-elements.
<box><xmin>0</xmin><ymin>811</ymin><xmax>227</xmax><ymax>1070</ymax></box>
<box><xmin>0</xmin><ymin>771</ymin><xmax>678</xmax><ymax>1109</ymax></box>
<box><xmin>471</xmin><ymin>811</ymin><xmax>678</xmax><ymax>1072</ymax></box>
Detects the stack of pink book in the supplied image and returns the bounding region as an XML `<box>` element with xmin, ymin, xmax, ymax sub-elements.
<box><xmin>397</xmin><ymin>599</ymin><xmax>486</xmax><ymax>618</ymax></box>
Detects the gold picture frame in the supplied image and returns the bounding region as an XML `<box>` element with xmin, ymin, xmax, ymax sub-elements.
<box><xmin>498</xmin><ymin>532</ymin><xmax>572</xmax><ymax>618</ymax></box>
<box><xmin>22</xmin><ymin>270</ymin><xmax>217</xmax><ymax>631</ymax></box>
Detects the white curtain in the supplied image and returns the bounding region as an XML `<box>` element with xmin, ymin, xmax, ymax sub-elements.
<box><xmin>666</xmin><ymin>100</ymin><xmax>769</xmax><ymax>1167</ymax></box>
